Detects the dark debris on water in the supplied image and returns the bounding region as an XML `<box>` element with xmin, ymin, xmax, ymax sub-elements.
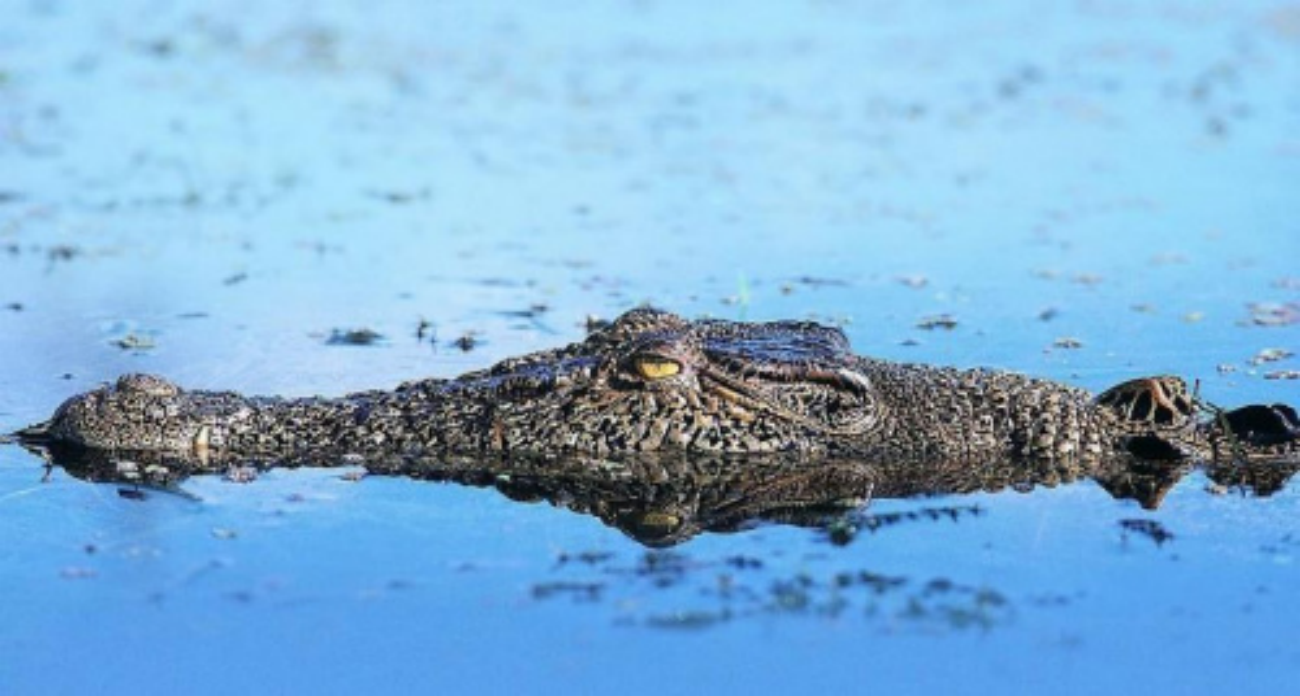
<box><xmin>531</xmin><ymin>581</ymin><xmax>604</xmax><ymax>602</ymax></box>
<box><xmin>498</xmin><ymin>303</ymin><xmax>550</xmax><ymax>320</ymax></box>
<box><xmin>325</xmin><ymin>328</ymin><xmax>385</xmax><ymax>346</ymax></box>
<box><xmin>1119</xmin><ymin>519</ymin><xmax>1175</xmax><ymax>547</ymax></box>
<box><xmin>916</xmin><ymin>314</ymin><xmax>958</xmax><ymax>331</ymax></box>
<box><xmin>451</xmin><ymin>332</ymin><xmax>480</xmax><ymax>352</ymax></box>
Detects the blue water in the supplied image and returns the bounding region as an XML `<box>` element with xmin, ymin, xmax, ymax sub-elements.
<box><xmin>2</xmin><ymin>1</ymin><xmax>1298</xmax><ymax>693</ymax></box>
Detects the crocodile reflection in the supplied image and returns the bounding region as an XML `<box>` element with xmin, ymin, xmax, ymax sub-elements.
<box><xmin>25</xmin><ymin>443</ymin><xmax>1299</xmax><ymax>547</ymax></box>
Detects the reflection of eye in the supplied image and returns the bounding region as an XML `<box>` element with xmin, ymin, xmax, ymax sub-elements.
<box><xmin>633</xmin><ymin>356</ymin><xmax>682</xmax><ymax>380</ymax></box>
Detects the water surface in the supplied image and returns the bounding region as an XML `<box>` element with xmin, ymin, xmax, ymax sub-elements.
<box><xmin>2</xmin><ymin>1</ymin><xmax>1298</xmax><ymax>693</ymax></box>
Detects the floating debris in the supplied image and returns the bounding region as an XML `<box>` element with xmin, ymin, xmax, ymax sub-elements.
<box><xmin>295</xmin><ymin>240</ymin><xmax>344</xmax><ymax>255</ymax></box>
<box><xmin>47</xmin><ymin>245</ymin><xmax>80</xmax><ymax>263</ymax></box>
<box><xmin>1182</xmin><ymin>311</ymin><xmax>1205</xmax><ymax>323</ymax></box>
<box><xmin>896</xmin><ymin>274</ymin><xmax>929</xmax><ymax>289</ymax></box>
<box><xmin>1053</xmin><ymin>337</ymin><xmax>1084</xmax><ymax>349</ymax></box>
<box><xmin>1247</xmin><ymin>302</ymin><xmax>1299</xmax><ymax>327</ymax></box>
<box><xmin>452</xmin><ymin>332</ymin><xmax>480</xmax><ymax>352</ymax></box>
<box><xmin>1265</xmin><ymin>370</ymin><xmax>1300</xmax><ymax>380</ymax></box>
<box><xmin>833</xmin><ymin>570</ymin><xmax>907</xmax><ymax>593</ymax></box>
<box><xmin>531</xmin><ymin>581</ymin><xmax>604</xmax><ymax>602</ymax></box>
<box><xmin>1037</xmin><ymin>307</ymin><xmax>1059</xmax><ymax>322</ymax></box>
<box><xmin>60</xmin><ymin>567</ymin><xmax>98</xmax><ymax>580</ymax></box>
<box><xmin>471</xmin><ymin>277</ymin><xmax>522</xmax><ymax>288</ymax></box>
<box><xmin>222</xmin><ymin>272</ymin><xmax>248</xmax><ymax>286</ymax></box>
<box><xmin>211</xmin><ymin>528</ymin><xmax>238</xmax><ymax>540</ymax></box>
<box><xmin>499</xmin><ymin>303</ymin><xmax>550</xmax><ymax>319</ymax></box>
<box><xmin>416</xmin><ymin>318</ymin><xmax>434</xmax><ymax>342</ymax></box>
<box><xmin>4</xmin><ymin>302</ymin><xmax>22</xmax><ymax>312</ymax></box>
<box><xmin>1217</xmin><ymin>363</ymin><xmax>1238</xmax><ymax>374</ymax></box>
<box><xmin>556</xmin><ymin>550</ymin><xmax>616</xmax><ymax>567</ymax></box>
<box><xmin>365</xmin><ymin>187</ymin><xmax>431</xmax><ymax>205</ymax></box>
<box><xmin>1249</xmin><ymin>348</ymin><xmax>1294</xmax><ymax>365</ymax></box>
<box><xmin>791</xmin><ymin>275</ymin><xmax>850</xmax><ymax>288</ymax></box>
<box><xmin>916</xmin><ymin>314</ymin><xmax>958</xmax><ymax>331</ymax></box>
<box><xmin>326</xmin><ymin>328</ymin><xmax>385</xmax><ymax>346</ymax></box>
<box><xmin>113</xmin><ymin>334</ymin><xmax>155</xmax><ymax>351</ymax></box>
<box><xmin>1119</xmin><ymin>518</ymin><xmax>1174</xmax><ymax>547</ymax></box>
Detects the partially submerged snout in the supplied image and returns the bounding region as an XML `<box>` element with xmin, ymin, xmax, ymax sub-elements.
<box><xmin>10</xmin><ymin>420</ymin><xmax>54</xmax><ymax>445</ymax></box>
<box><xmin>20</xmin><ymin>374</ymin><xmax>212</xmax><ymax>452</ymax></box>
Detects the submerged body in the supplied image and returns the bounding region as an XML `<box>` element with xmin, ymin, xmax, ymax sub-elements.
<box><xmin>24</xmin><ymin>308</ymin><xmax>1299</xmax><ymax>466</ymax></box>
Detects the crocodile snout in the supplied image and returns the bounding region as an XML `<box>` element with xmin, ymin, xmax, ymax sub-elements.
<box><xmin>27</xmin><ymin>375</ymin><xmax>196</xmax><ymax>451</ymax></box>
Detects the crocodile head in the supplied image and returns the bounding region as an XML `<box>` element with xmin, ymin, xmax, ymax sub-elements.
<box><xmin>433</xmin><ymin>307</ymin><xmax>884</xmax><ymax>454</ymax></box>
<box><xmin>22</xmin><ymin>308</ymin><xmax>887</xmax><ymax>458</ymax></box>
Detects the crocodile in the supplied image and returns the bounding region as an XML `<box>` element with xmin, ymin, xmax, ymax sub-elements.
<box><xmin>15</xmin><ymin>307</ymin><xmax>1300</xmax><ymax>469</ymax></box>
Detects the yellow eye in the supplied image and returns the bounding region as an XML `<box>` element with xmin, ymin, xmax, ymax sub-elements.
<box><xmin>634</xmin><ymin>356</ymin><xmax>682</xmax><ymax>380</ymax></box>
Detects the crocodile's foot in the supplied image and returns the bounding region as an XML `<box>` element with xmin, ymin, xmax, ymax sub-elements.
<box><xmin>1095</xmin><ymin>376</ymin><xmax>1196</xmax><ymax>428</ymax></box>
<box><xmin>1094</xmin><ymin>376</ymin><xmax>1198</xmax><ymax>460</ymax></box>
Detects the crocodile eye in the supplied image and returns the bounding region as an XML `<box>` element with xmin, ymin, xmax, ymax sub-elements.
<box><xmin>633</xmin><ymin>356</ymin><xmax>681</xmax><ymax>380</ymax></box>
